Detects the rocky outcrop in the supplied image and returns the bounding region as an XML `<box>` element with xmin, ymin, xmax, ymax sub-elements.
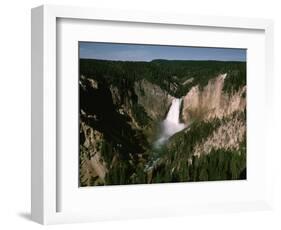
<box><xmin>193</xmin><ymin>113</ymin><xmax>246</xmax><ymax>157</ymax></box>
<box><xmin>134</xmin><ymin>79</ymin><xmax>174</xmax><ymax>121</ymax></box>
<box><xmin>80</xmin><ymin>121</ymin><xmax>108</xmax><ymax>186</ymax></box>
<box><xmin>182</xmin><ymin>74</ymin><xmax>246</xmax><ymax>123</ymax></box>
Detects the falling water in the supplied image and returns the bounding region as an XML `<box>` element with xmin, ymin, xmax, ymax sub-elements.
<box><xmin>154</xmin><ymin>98</ymin><xmax>186</xmax><ymax>148</ymax></box>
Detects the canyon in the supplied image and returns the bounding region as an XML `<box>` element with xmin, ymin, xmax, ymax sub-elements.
<box><xmin>79</xmin><ymin>59</ymin><xmax>246</xmax><ymax>186</ymax></box>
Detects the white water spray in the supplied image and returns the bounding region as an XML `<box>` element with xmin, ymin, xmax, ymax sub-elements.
<box><xmin>154</xmin><ymin>98</ymin><xmax>186</xmax><ymax>147</ymax></box>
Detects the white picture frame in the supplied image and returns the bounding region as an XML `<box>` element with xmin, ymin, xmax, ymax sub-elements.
<box><xmin>31</xmin><ymin>4</ymin><xmax>274</xmax><ymax>225</ymax></box>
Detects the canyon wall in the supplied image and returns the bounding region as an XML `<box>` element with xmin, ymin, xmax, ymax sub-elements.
<box><xmin>134</xmin><ymin>79</ymin><xmax>174</xmax><ymax>121</ymax></box>
<box><xmin>182</xmin><ymin>74</ymin><xmax>246</xmax><ymax>123</ymax></box>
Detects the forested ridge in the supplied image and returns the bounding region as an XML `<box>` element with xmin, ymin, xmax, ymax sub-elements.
<box><xmin>80</xmin><ymin>59</ymin><xmax>246</xmax><ymax>96</ymax></box>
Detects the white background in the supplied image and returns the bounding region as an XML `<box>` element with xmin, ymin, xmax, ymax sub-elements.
<box><xmin>0</xmin><ymin>0</ymin><xmax>280</xmax><ymax>229</ymax></box>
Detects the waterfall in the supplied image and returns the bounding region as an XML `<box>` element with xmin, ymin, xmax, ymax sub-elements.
<box><xmin>154</xmin><ymin>98</ymin><xmax>186</xmax><ymax>148</ymax></box>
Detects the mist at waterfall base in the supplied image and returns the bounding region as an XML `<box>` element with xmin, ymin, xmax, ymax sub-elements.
<box><xmin>153</xmin><ymin>98</ymin><xmax>186</xmax><ymax>149</ymax></box>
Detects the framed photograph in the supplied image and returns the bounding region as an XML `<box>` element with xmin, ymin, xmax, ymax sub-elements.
<box><xmin>31</xmin><ymin>5</ymin><xmax>274</xmax><ymax>224</ymax></box>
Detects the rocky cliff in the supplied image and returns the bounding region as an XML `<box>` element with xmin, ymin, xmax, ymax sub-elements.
<box><xmin>134</xmin><ymin>79</ymin><xmax>174</xmax><ymax>121</ymax></box>
<box><xmin>182</xmin><ymin>73</ymin><xmax>246</xmax><ymax>123</ymax></box>
<box><xmin>79</xmin><ymin>74</ymin><xmax>175</xmax><ymax>186</ymax></box>
<box><xmin>179</xmin><ymin>73</ymin><xmax>246</xmax><ymax>158</ymax></box>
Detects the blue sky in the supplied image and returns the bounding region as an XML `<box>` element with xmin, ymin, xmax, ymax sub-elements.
<box><xmin>79</xmin><ymin>42</ymin><xmax>246</xmax><ymax>62</ymax></box>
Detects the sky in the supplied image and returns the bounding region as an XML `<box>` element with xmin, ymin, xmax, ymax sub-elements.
<box><xmin>79</xmin><ymin>42</ymin><xmax>246</xmax><ymax>62</ymax></box>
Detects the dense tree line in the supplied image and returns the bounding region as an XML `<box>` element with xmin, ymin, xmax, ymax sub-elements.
<box><xmin>80</xmin><ymin>59</ymin><xmax>246</xmax><ymax>97</ymax></box>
